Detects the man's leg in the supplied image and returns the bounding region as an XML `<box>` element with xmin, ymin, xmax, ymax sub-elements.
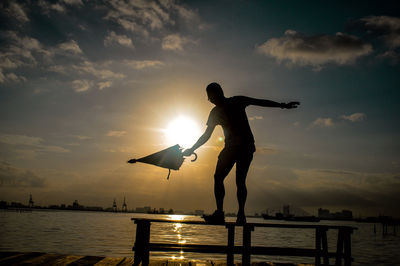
<box><xmin>236</xmin><ymin>151</ymin><xmax>254</xmax><ymax>218</ymax></box>
<box><xmin>214</xmin><ymin>148</ymin><xmax>235</xmax><ymax>212</ymax></box>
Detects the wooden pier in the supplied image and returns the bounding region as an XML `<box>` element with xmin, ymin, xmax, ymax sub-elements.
<box><xmin>132</xmin><ymin>218</ymin><xmax>356</xmax><ymax>266</ymax></box>
<box><xmin>0</xmin><ymin>251</ymin><xmax>311</xmax><ymax>265</ymax></box>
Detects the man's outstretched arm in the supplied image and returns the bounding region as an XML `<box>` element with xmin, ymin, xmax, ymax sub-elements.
<box><xmin>245</xmin><ymin>97</ymin><xmax>300</xmax><ymax>109</ymax></box>
<box><xmin>183</xmin><ymin>125</ymin><xmax>215</xmax><ymax>156</ymax></box>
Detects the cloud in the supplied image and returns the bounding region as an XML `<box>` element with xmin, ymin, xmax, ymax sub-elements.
<box><xmin>124</xmin><ymin>60</ymin><xmax>164</xmax><ymax>69</ymax></box>
<box><xmin>38</xmin><ymin>1</ymin><xmax>65</xmax><ymax>13</ymax></box>
<box><xmin>256</xmin><ymin>30</ymin><xmax>372</xmax><ymax>70</ymax></box>
<box><xmin>0</xmin><ymin>134</ymin><xmax>42</xmax><ymax>146</ymax></box>
<box><xmin>72</xmin><ymin>61</ymin><xmax>125</xmax><ymax>80</ymax></box>
<box><xmin>106</xmin><ymin>130</ymin><xmax>127</xmax><ymax>137</ymax></box>
<box><xmin>58</xmin><ymin>40</ymin><xmax>83</xmax><ymax>54</ymax></box>
<box><xmin>1</xmin><ymin>31</ymin><xmax>47</xmax><ymax>65</ymax></box>
<box><xmin>0</xmin><ymin>31</ymin><xmax>52</xmax><ymax>83</ymax></box>
<box><xmin>104</xmin><ymin>31</ymin><xmax>134</xmax><ymax>49</ymax></box>
<box><xmin>162</xmin><ymin>34</ymin><xmax>192</xmax><ymax>51</ymax></box>
<box><xmin>97</xmin><ymin>81</ymin><xmax>112</xmax><ymax>90</ymax></box>
<box><xmin>1</xmin><ymin>2</ymin><xmax>29</xmax><ymax>23</ymax></box>
<box><xmin>48</xmin><ymin>65</ymin><xmax>66</xmax><ymax>74</ymax></box>
<box><xmin>0</xmin><ymin>72</ymin><xmax>26</xmax><ymax>83</ymax></box>
<box><xmin>104</xmin><ymin>0</ymin><xmax>198</xmax><ymax>37</ymax></box>
<box><xmin>359</xmin><ymin>16</ymin><xmax>400</xmax><ymax>49</ymax></box>
<box><xmin>72</xmin><ymin>79</ymin><xmax>92</xmax><ymax>92</ymax></box>
<box><xmin>0</xmin><ymin>162</ymin><xmax>46</xmax><ymax>188</ymax></box>
<box><xmin>72</xmin><ymin>135</ymin><xmax>91</xmax><ymax>140</ymax></box>
<box><xmin>0</xmin><ymin>134</ymin><xmax>69</xmax><ymax>153</ymax></box>
<box><xmin>312</xmin><ymin>118</ymin><xmax>334</xmax><ymax>127</ymax></box>
<box><xmin>341</xmin><ymin>112</ymin><xmax>366</xmax><ymax>122</ymax></box>
<box><xmin>63</xmin><ymin>0</ymin><xmax>83</xmax><ymax>6</ymax></box>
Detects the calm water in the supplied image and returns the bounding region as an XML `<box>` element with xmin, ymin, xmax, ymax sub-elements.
<box><xmin>0</xmin><ymin>210</ymin><xmax>399</xmax><ymax>265</ymax></box>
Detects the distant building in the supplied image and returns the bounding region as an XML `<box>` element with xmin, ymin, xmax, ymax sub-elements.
<box><xmin>283</xmin><ymin>205</ymin><xmax>290</xmax><ymax>217</ymax></box>
<box><xmin>341</xmin><ymin>210</ymin><xmax>353</xmax><ymax>219</ymax></box>
<box><xmin>112</xmin><ymin>198</ymin><xmax>117</xmax><ymax>212</ymax></box>
<box><xmin>29</xmin><ymin>194</ymin><xmax>34</xmax><ymax>207</ymax></box>
<box><xmin>318</xmin><ymin>208</ymin><xmax>353</xmax><ymax>220</ymax></box>
<box><xmin>135</xmin><ymin>206</ymin><xmax>152</xmax><ymax>213</ymax></box>
<box><xmin>122</xmin><ymin>197</ymin><xmax>127</xmax><ymax>212</ymax></box>
<box><xmin>72</xmin><ymin>200</ymin><xmax>83</xmax><ymax>210</ymax></box>
<box><xmin>318</xmin><ymin>208</ymin><xmax>330</xmax><ymax>219</ymax></box>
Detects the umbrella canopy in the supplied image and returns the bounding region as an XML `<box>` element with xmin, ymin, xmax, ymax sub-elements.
<box><xmin>128</xmin><ymin>144</ymin><xmax>197</xmax><ymax>179</ymax></box>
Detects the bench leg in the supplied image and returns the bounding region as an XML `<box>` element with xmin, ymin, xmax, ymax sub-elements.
<box><xmin>242</xmin><ymin>224</ymin><xmax>254</xmax><ymax>266</ymax></box>
<box><xmin>322</xmin><ymin>229</ymin><xmax>329</xmax><ymax>266</ymax></box>
<box><xmin>226</xmin><ymin>224</ymin><xmax>235</xmax><ymax>266</ymax></box>
<box><xmin>335</xmin><ymin>229</ymin><xmax>344</xmax><ymax>266</ymax></box>
<box><xmin>344</xmin><ymin>229</ymin><xmax>352</xmax><ymax>266</ymax></box>
<box><xmin>315</xmin><ymin>228</ymin><xmax>321</xmax><ymax>266</ymax></box>
<box><xmin>133</xmin><ymin>220</ymin><xmax>151</xmax><ymax>266</ymax></box>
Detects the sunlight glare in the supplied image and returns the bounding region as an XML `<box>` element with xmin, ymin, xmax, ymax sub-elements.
<box><xmin>165</xmin><ymin>116</ymin><xmax>201</xmax><ymax>148</ymax></box>
<box><xmin>168</xmin><ymin>214</ymin><xmax>186</xmax><ymax>221</ymax></box>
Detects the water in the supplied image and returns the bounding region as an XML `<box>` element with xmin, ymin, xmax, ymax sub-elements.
<box><xmin>0</xmin><ymin>210</ymin><xmax>399</xmax><ymax>265</ymax></box>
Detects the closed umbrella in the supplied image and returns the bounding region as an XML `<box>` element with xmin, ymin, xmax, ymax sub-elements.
<box><xmin>127</xmin><ymin>144</ymin><xmax>197</xmax><ymax>179</ymax></box>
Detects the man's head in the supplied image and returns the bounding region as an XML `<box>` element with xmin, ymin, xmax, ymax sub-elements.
<box><xmin>206</xmin><ymin>82</ymin><xmax>225</xmax><ymax>106</ymax></box>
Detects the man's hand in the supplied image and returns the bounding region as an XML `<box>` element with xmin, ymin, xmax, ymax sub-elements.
<box><xmin>282</xmin><ymin>101</ymin><xmax>300</xmax><ymax>109</ymax></box>
<box><xmin>182</xmin><ymin>148</ymin><xmax>194</xmax><ymax>157</ymax></box>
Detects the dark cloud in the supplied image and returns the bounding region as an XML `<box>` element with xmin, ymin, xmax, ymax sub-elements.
<box><xmin>349</xmin><ymin>16</ymin><xmax>400</xmax><ymax>63</ymax></box>
<box><xmin>256</xmin><ymin>30</ymin><xmax>372</xmax><ymax>70</ymax></box>
<box><xmin>0</xmin><ymin>161</ymin><xmax>46</xmax><ymax>187</ymax></box>
<box><xmin>359</xmin><ymin>16</ymin><xmax>400</xmax><ymax>49</ymax></box>
<box><xmin>103</xmin><ymin>0</ymin><xmax>199</xmax><ymax>38</ymax></box>
<box><xmin>0</xmin><ymin>0</ymin><xmax>200</xmax><ymax>89</ymax></box>
<box><xmin>0</xmin><ymin>1</ymin><xmax>29</xmax><ymax>24</ymax></box>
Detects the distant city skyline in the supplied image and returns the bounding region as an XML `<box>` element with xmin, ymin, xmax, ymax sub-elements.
<box><xmin>0</xmin><ymin>195</ymin><xmax>370</xmax><ymax>219</ymax></box>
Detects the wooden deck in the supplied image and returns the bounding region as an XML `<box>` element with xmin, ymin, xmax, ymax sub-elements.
<box><xmin>0</xmin><ymin>252</ymin><xmax>313</xmax><ymax>265</ymax></box>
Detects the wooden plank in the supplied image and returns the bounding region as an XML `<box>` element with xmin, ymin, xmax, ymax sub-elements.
<box><xmin>0</xmin><ymin>252</ymin><xmax>44</xmax><ymax>264</ymax></box>
<box><xmin>20</xmin><ymin>253</ymin><xmax>66</xmax><ymax>265</ymax></box>
<box><xmin>94</xmin><ymin>256</ymin><xmax>125</xmax><ymax>266</ymax></box>
<box><xmin>131</xmin><ymin>218</ymin><xmax>356</xmax><ymax>231</ymax></box>
<box><xmin>187</xmin><ymin>260</ymin><xmax>214</xmax><ymax>266</ymax></box>
<box><xmin>165</xmin><ymin>260</ymin><xmax>191</xmax><ymax>266</ymax></box>
<box><xmin>0</xmin><ymin>251</ymin><xmax>20</xmax><ymax>259</ymax></box>
<box><xmin>117</xmin><ymin>257</ymin><xmax>136</xmax><ymax>266</ymax></box>
<box><xmin>68</xmin><ymin>255</ymin><xmax>106</xmax><ymax>266</ymax></box>
<box><xmin>51</xmin><ymin>254</ymin><xmax>84</xmax><ymax>266</ymax></box>
<box><xmin>148</xmin><ymin>259</ymin><xmax>169</xmax><ymax>266</ymax></box>
<box><xmin>0</xmin><ymin>252</ymin><xmax>25</xmax><ymax>262</ymax></box>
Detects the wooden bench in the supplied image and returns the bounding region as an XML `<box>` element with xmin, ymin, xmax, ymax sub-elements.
<box><xmin>131</xmin><ymin>218</ymin><xmax>356</xmax><ymax>266</ymax></box>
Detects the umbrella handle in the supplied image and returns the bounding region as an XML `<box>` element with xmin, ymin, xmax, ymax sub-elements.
<box><xmin>190</xmin><ymin>152</ymin><xmax>197</xmax><ymax>162</ymax></box>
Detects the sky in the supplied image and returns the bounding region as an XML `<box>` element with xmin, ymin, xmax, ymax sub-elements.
<box><xmin>1</xmin><ymin>0</ymin><xmax>399</xmax><ymax>217</ymax></box>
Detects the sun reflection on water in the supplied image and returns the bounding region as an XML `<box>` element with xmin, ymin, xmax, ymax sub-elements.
<box><xmin>169</xmin><ymin>216</ymin><xmax>186</xmax><ymax>259</ymax></box>
<box><xmin>167</xmin><ymin>214</ymin><xmax>186</xmax><ymax>221</ymax></box>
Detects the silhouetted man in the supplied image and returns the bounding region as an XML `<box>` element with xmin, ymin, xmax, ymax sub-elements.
<box><xmin>183</xmin><ymin>82</ymin><xmax>299</xmax><ymax>225</ymax></box>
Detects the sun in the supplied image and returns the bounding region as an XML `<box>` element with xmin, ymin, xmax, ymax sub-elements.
<box><xmin>165</xmin><ymin>116</ymin><xmax>201</xmax><ymax>148</ymax></box>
